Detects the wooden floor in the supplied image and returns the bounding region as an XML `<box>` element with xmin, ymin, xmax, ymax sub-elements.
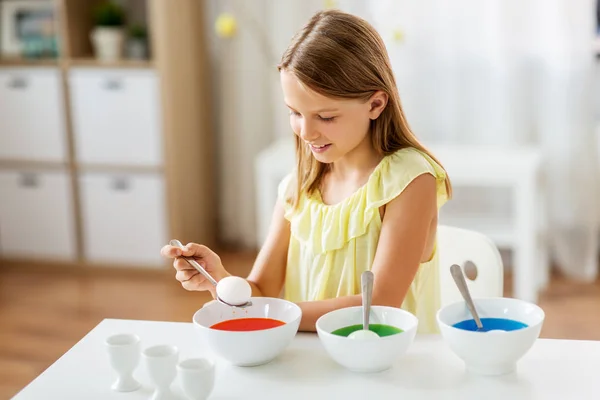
<box><xmin>1</xmin><ymin>253</ymin><xmax>600</xmax><ymax>398</ymax></box>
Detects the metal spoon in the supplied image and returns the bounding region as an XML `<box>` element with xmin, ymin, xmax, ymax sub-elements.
<box><xmin>450</xmin><ymin>264</ymin><xmax>483</xmax><ymax>331</ymax></box>
<box><xmin>170</xmin><ymin>239</ymin><xmax>252</xmax><ymax>308</ymax></box>
<box><xmin>348</xmin><ymin>271</ymin><xmax>379</xmax><ymax>339</ymax></box>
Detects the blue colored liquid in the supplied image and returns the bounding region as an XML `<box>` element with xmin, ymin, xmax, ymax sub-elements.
<box><xmin>452</xmin><ymin>317</ymin><xmax>528</xmax><ymax>332</ymax></box>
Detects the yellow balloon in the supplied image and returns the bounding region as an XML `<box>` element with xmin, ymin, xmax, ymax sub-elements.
<box><xmin>392</xmin><ymin>29</ymin><xmax>404</xmax><ymax>43</ymax></box>
<box><xmin>324</xmin><ymin>0</ymin><xmax>338</xmax><ymax>8</ymax></box>
<box><xmin>215</xmin><ymin>13</ymin><xmax>237</xmax><ymax>38</ymax></box>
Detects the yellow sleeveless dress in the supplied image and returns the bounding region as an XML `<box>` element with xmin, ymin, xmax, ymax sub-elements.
<box><xmin>277</xmin><ymin>147</ymin><xmax>449</xmax><ymax>333</ymax></box>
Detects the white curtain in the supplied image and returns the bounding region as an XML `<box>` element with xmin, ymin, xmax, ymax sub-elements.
<box><xmin>350</xmin><ymin>0</ymin><xmax>600</xmax><ymax>280</ymax></box>
<box><xmin>206</xmin><ymin>0</ymin><xmax>324</xmax><ymax>247</ymax></box>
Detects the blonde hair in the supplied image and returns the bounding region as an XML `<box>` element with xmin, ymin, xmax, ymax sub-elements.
<box><xmin>278</xmin><ymin>9</ymin><xmax>452</xmax><ymax>209</ymax></box>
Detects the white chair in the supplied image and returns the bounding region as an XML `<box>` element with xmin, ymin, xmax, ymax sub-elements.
<box><xmin>437</xmin><ymin>225</ymin><xmax>504</xmax><ymax>307</ymax></box>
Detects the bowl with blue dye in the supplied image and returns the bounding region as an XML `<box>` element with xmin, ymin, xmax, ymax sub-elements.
<box><xmin>436</xmin><ymin>297</ymin><xmax>545</xmax><ymax>376</ymax></box>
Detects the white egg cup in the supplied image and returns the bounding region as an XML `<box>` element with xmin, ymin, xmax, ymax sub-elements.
<box><xmin>177</xmin><ymin>358</ymin><xmax>215</xmax><ymax>400</ymax></box>
<box><xmin>143</xmin><ymin>344</ymin><xmax>179</xmax><ymax>400</ymax></box>
<box><xmin>105</xmin><ymin>333</ymin><xmax>142</xmax><ymax>392</ymax></box>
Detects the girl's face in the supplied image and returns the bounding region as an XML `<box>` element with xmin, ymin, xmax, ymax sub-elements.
<box><xmin>280</xmin><ymin>70</ymin><xmax>385</xmax><ymax>164</ymax></box>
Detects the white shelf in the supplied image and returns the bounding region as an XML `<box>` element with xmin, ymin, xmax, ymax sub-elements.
<box><xmin>439</xmin><ymin>214</ymin><xmax>515</xmax><ymax>249</ymax></box>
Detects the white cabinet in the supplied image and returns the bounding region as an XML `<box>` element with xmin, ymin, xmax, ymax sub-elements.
<box><xmin>79</xmin><ymin>172</ymin><xmax>167</xmax><ymax>266</ymax></box>
<box><xmin>72</xmin><ymin>68</ymin><xmax>169</xmax><ymax>268</ymax></box>
<box><xmin>0</xmin><ymin>68</ymin><xmax>67</xmax><ymax>162</ymax></box>
<box><xmin>69</xmin><ymin>69</ymin><xmax>163</xmax><ymax>166</ymax></box>
<box><xmin>0</xmin><ymin>169</ymin><xmax>76</xmax><ymax>260</ymax></box>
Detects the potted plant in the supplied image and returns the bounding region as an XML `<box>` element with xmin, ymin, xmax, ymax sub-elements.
<box><xmin>90</xmin><ymin>1</ymin><xmax>126</xmax><ymax>61</ymax></box>
<box><xmin>126</xmin><ymin>24</ymin><xmax>148</xmax><ymax>60</ymax></box>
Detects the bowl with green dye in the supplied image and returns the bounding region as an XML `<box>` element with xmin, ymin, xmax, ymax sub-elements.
<box><xmin>316</xmin><ymin>305</ymin><xmax>418</xmax><ymax>373</ymax></box>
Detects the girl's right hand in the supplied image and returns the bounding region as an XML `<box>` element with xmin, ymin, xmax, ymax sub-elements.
<box><xmin>160</xmin><ymin>243</ymin><xmax>230</xmax><ymax>295</ymax></box>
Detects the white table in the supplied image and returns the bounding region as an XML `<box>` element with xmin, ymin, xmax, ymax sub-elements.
<box><xmin>13</xmin><ymin>319</ymin><xmax>600</xmax><ymax>399</ymax></box>
<box><xmin>430</xmin><ymin>144</ymin><xmax>548</xmax><ymax>304</ymax></box>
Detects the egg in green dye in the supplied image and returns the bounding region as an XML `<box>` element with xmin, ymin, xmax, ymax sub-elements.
<box><xmin>331</xmin><ymin>324</ymin><xmax>403</xmax><ymax>337</ymax></box>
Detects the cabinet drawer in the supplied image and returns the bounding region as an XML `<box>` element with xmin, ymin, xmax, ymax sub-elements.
<box><xmin>79</xmin><ymin>172</ymin><xmax>167</xmax><ymax>266</ymax></box>
<box><xmin>0</xmin><ymin>68</ymin><xmax>67</xmax><ymax>162</ymax></box>
<box><xmin>69</xmin><ymin>68</ymin><xmax>162</xmax><ymax>166</ymax></box>
<box><xmin>0</xmin><ymin>169</ymin><xmax>76</xmax><ymax>260</ymax></box>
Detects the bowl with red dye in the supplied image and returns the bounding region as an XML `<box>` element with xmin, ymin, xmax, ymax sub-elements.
<box><xmin>192</xmin><ymin>297</ymin><xmax>302</xmax><ymax>366</ymax></box>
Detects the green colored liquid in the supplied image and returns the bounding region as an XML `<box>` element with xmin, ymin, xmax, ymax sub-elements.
<box><xmin>331</xmin><ymin>324</ymin><xmax>403</xmax><ymax>337</ymax></box>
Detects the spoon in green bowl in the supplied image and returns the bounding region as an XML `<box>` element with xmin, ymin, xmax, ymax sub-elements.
<box><xmin>348</xmin><ymin>271</ymin><xmax>379</xmax><ymax>339</ymax></box>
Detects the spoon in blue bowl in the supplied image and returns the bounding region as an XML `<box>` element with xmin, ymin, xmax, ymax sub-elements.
<box><xmin>450</xmin><ymin>264</ymin><xmax>484</xmax><ymax>331</ymax></box>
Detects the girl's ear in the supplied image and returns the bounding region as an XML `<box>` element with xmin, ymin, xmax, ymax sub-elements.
<box><xmin>368</xmin><ymin>91</ymin><xmax>388</xmax><ymax>120</ymax></box>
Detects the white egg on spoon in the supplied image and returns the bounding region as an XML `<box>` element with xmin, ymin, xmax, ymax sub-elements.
<box><xmin>216</xmin><ymin>276</ymin><xmax>252</xmax><ymax>307</ymax></box>
<box><xmin>170</xmin><ymin>240</ymin><xmax>252</xmax><ymax>308</ymax></box>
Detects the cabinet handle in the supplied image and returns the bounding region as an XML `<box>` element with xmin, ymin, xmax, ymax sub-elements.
<box><xmin>7</xmin><ymin>77</ymin><xmax>28</xmax><ymax>89</ymax></box>
<box><xmin>103</xmin><ymin>79</ymin><xmax>123</xmax><ymax>90</ymax></box>
<box><xmin>19</xmin><ymin>173</ymin><xmax>39</xmax><ymax>188</ymax></box>
<box><xmin>111</xmin><ymin>177</ymin><xmax>130</xmax><ymax>191</ymax></box>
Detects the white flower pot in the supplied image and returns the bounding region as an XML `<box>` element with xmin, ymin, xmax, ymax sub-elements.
<box><xmin>126</xmin><ymin>39</ymin><xmax>148</xmax><ymax>60</ymax></box>
<box><xmin>91</xmin><ymin>27</ymin><xmax>124</xmax><ymax>61</ymax></box>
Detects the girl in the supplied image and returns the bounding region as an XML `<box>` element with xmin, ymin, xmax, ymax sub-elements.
<box><xmin>161</xmin><ymin>9</ymin><xmax>451</xmax><ymax>333</ymax></box>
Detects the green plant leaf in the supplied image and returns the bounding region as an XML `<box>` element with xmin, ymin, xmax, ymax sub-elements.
<box><xmin>93</xmin><ymin>1</ymin><xmax>126</xmax><ymax>27</ymax></box>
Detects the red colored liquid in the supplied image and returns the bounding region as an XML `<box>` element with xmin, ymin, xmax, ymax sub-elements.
<box><xmin>210</xmin><ymin>318</ymin><xmax>285</xmax><ymax>331</ymax></box>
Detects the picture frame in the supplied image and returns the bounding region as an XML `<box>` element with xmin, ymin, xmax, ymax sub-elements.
<box><xmin>597</xmin><ymin>0</ymin><xmax>600</xmax><ymax>58</ymax></box>
<box><xmin>1</xmin><ymin>0</ymin><xmax>57</xmax><ymax>57</ymax></box>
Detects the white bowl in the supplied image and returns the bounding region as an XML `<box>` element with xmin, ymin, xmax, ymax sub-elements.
<box><xmin>437</xmin><ymin>297</ymin><xmax>545</xmax><ymax>376</ymax></box>
<box><xmin>192</xmin><ymin>297</ymin><xmax>301</xmax><ymax>366</ymax></box>
<box><xmin>316</xmin><ymin>306</ymin><xmax>418</xmax><ymax>373</ymax></box>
